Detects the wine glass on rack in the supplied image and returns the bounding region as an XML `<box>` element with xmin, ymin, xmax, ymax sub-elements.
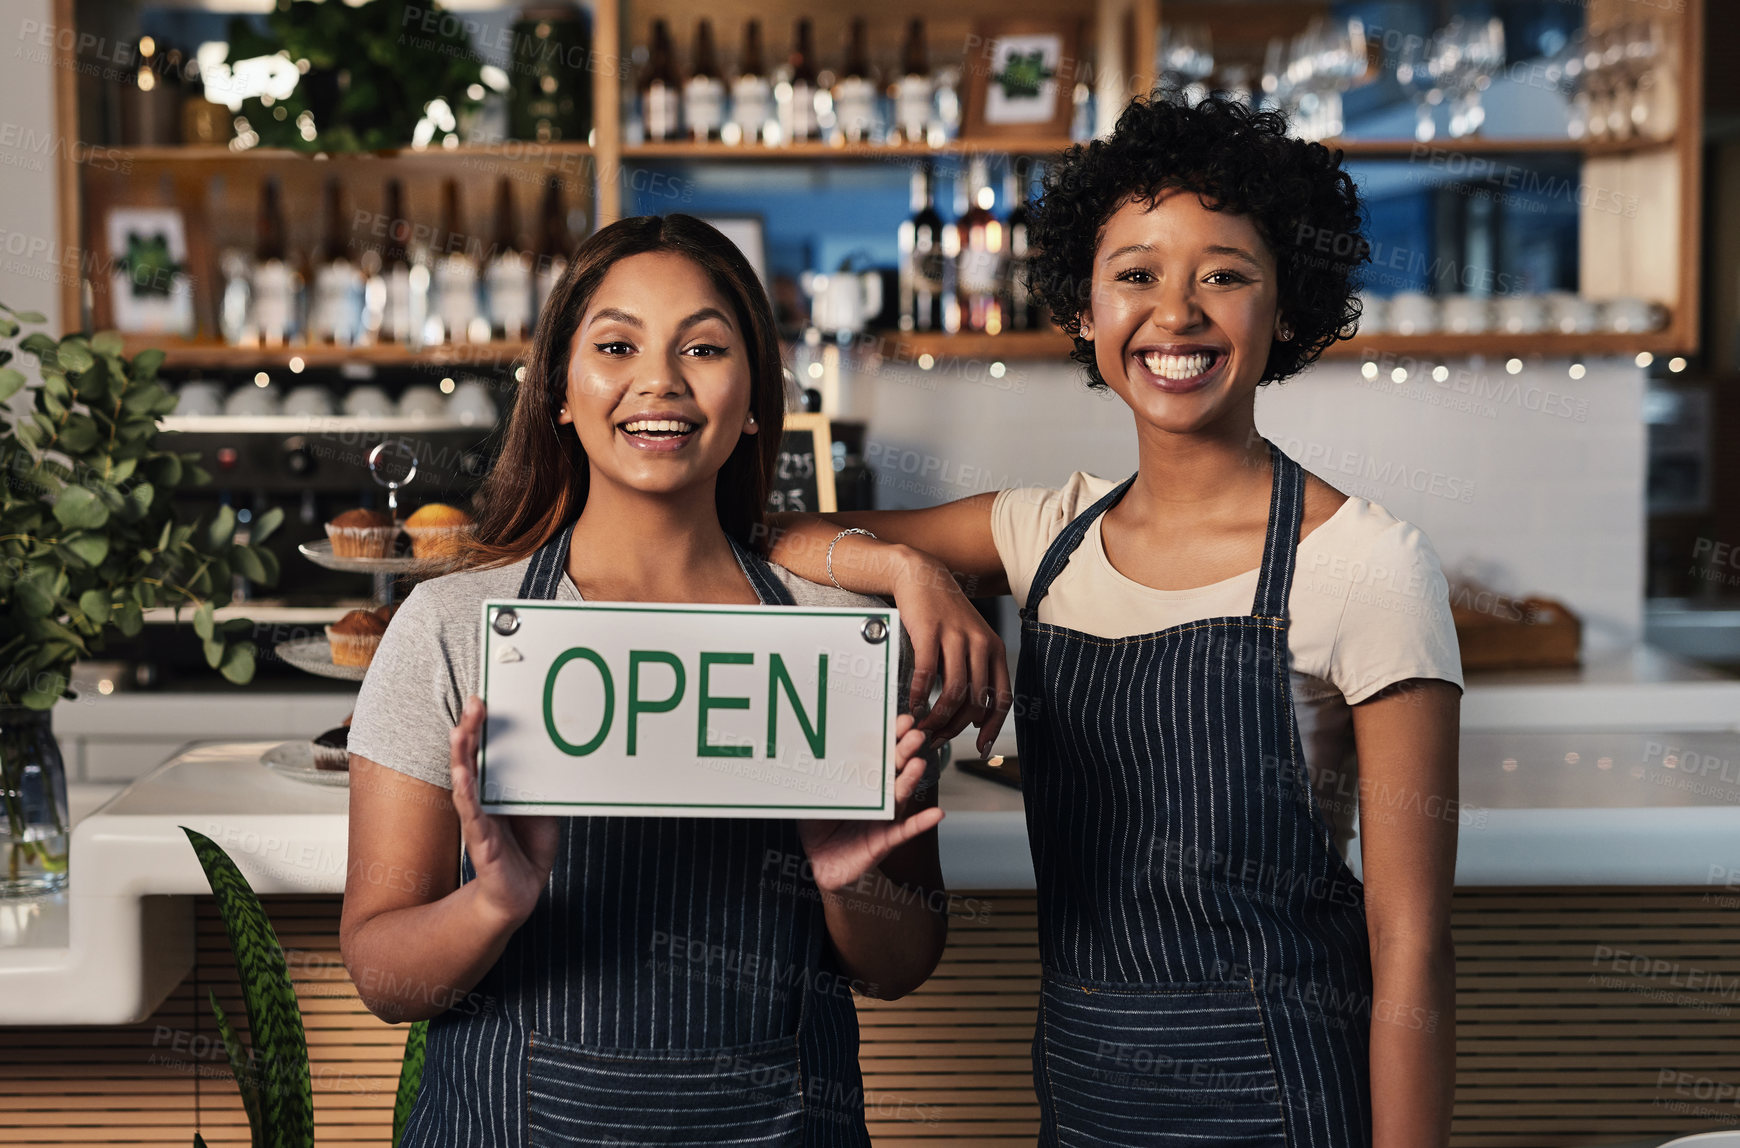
<box><xmin>1157</xmin><ymin>23</ymin><xmax>1214</xmax><ymax>106</ymax></box>
<box><xmin>1441</xmin><ymin>17</ymin><xmax>1506</xmax><ymax>139</ymax></box>
<box><xmin>1395</xmin><ymin>28</ymin><xmax>1444</xmax><ymax>142</ymax></box>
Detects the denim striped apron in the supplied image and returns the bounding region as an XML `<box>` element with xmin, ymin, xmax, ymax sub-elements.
<box><xmin>1015</xmin><ymin>440</ymin><xmax>1373</xmax><ymax>1147</ymax></box>
<box><xmin>400</xmin><ymin>524</ymin><xmax>871</xmax><ymax>1148</ymax></box>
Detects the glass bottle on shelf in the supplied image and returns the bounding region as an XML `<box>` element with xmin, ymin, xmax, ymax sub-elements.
<box><xmin>1003</xmin><ymin>160</ymin><xmax>1037</xmax><ymax>331</ymax></box>
<box><xmin>954</xmin><ymin>157</ymin><xmax>1004</xmax><ymax>334</ymax></box>
<box><xmin>779</xmin><ymin>18</ymin><xmax>821</xmax><ymax>143</ymax></box>
<box><xmin>685</xmin><ymin>19</ymin><xmax>727</xmax><ymax>143</ymax></box>
<box><xmin>485</xmin><ymin>177</ymin><xmax>533</xmax><ymax>341</ymax></box>
<box><xmin>365</xmin><ymin>178</ymin><xmax>425</xmax><ymax>347</ymax></box>
<box><xmin>533</xmin><ymin>176</ymin><xmax>571</xmax><ymax>323</ymax></box>
<box><xmin>429</xmin><ymin>179</ymin><xmax>483</xmax><ymax>345</ymax></box>
<box><xmin>897</xmin><ymin>160</ymin><xmax>947</xmax><ymax>333</ymax></box>
<box><xmin>251</xmin><ymin>176</ymin><xmax>299</xmax><ymax>347</ymax></box>
<box><xmin>729</xmin><ymin>20</ymin><xmax>773</xmax><ymax>146</ymax></box>
<box><xmin>309</xmin><ymin>177</ymin><xmax>364</xmax><ymax>346</ymax></box>
<box><xmin>892</xmin><ymin>18</ymin><xmax>934</xmax><ymax>145</ymax></box>
<box><xmin>832</xmin><ymin>18</ymin><xmax>877</xmax><ymax>144</ymax></box>
<box><xmin>640</xmin><ymin>18</ymin><xmax>683</xmax><ymax>142</ymax></box>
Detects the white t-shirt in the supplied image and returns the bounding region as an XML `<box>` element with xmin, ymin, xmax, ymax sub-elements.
<box><xmin>991</xmin><ymin>471</ymin><xmax>1465</xmax><ymax>861</ymax></box>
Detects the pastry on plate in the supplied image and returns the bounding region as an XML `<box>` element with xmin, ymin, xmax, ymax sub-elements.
<box><xmin>312</xmin><ymin>725</ymin><xmax>350</xmax><ymax>771</ymax></box>
<box><xmin>326</xmin><ymin>507</ymin><xmax>397</xmax><ymax>558</ymax></box>
<box><xmin>326</xmin><ymin>608</ymin><xmax>389</xmax><ymax>668</ymax></box>
<box><xmin>403</xmin><ymin>502</ymin><xmax>477</xmax><ymax>560</ymax></box>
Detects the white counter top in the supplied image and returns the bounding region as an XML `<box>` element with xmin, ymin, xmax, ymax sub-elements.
<box><xmin>7</xmin><ymin>649</ymin><xmax>1740</xmax><ymax>1026</ymax></box>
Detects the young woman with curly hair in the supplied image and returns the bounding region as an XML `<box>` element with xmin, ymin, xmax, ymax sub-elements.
<box><xmin>769</xmin><ymin>95</ymin><xmax>1462</xmax><ymax>1147</ymax></box>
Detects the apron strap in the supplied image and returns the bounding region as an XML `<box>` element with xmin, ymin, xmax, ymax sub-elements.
<box><xmin>1021</xmin><ymin>474</ymin><xmax>1138</xmax><ymax>620</ymax></box>
<box><xmin>514</xmin><ymin>519</ymin><xmax>795</xmax><ymax>607</ymax></box>
<box><xmin>1249</xmin><ymin>439</ymin><xmax>1306</xmax><ymax>622</ymax></box>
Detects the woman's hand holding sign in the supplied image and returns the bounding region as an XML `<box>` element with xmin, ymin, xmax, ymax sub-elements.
<box><xmin>796</xmin><ymin>714</ymin><xmax>948</xmax><ymax>998</ymax></box>
<box><xmin>450</xmin><ymin>696</ymin><xmax>560</xmax><ymax>930</ymax></box>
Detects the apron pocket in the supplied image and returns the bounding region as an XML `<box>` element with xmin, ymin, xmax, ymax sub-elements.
<box><xmin>526</xmin><ymin>1030</ymin><xmax>804</xmax><ymax>1147</ymax></box>
<box><xmin>1039</xmin><ymin>972</ymin><xmax>1289</xmax><ymax>1148</ymax></box>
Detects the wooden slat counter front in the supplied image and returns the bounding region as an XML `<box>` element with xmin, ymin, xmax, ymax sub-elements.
<box><xmin>6</xmin><ymin>702</ymin><xmax>1740</xmax><ymax>1144</ymax></box>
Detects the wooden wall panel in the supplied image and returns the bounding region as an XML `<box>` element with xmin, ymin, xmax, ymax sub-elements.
<box><xmin>4</xmin><ymin>889</ymin><xmax>1740</xmax><ymax>1145</ymax></box>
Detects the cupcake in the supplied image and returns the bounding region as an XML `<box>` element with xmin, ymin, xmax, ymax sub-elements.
<box><xmin>403</xmin><ymin>503</ymin><xmax>476</xmax><ymax>560</ymax></box>
<box><xmin>327</xmin><ymin>608</ymin><xmax>389</xmax><ymax>668</ymax></box>
<box><xmin>326</xmin><ymin>508</ymin><xmax>397</xmax><ymax>559</ymax></box>
<box><xmin>311</xmin><ymin>725</ymin><xmax>350</xmax><ymax>771</ymax></box>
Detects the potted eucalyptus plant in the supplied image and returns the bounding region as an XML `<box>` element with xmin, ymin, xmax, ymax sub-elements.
<box><xmin>0</xmin><ymin>303</ymin><xmax>280</xmax><ymax>896</ymax></box>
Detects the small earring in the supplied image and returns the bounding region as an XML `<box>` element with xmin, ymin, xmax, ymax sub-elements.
<box><xmin>746</xmin><ymin>412</ymin><xmax>757</xmax><ymax>426</ymax></box>
<box><xmin>1277</xmin><ymin>323</ymin><xmax>1294</xmax><ymax>342</ymax></box>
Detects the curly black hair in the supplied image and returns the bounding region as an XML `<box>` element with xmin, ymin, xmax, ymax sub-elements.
<box><xmin>1025</xmin><ymin>94</ymin><xmax>1369</xmax><ymax>387</ymax></box>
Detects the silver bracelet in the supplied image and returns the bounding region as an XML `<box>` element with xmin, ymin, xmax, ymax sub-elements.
<box><xmin>826</xmin><ymin>528</ymin><xmax>877</xmax><ymax>591</ymax></box>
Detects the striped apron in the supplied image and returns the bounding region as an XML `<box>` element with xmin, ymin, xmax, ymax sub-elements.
<box><xmin>1014</xmin><ymin>440</ymin><xmax>1373</xmax><ymax>1147</ymax></box>
<box><xmin>400</xmin><ymin>524</ymin><xmax>871</xmax><ymax>1147</ymax></box>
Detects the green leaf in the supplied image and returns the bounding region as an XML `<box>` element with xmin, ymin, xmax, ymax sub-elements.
<box><xmin>256</xmin><ymin>547</ymin><xmax>281</xmax><ymax>586</ymax></box>
<box><xmin>108</xmin><ymin>456</ymin><xmax>137</xmax><ymax>485</ymax></box>
<box><xmin>57</xmin><ymin>415</ymin><xmax>99</xmax><ymax>453</ymax></box>
<box><xmin>218</xmin><ymin>641</ymin><xmax>256</xmax><ymax>685</ymax></box>
<box><xmin>78</xmin><ymin>589</ymin><xmax>111</xmax><ymax>625</ymax></box>
<box><xmin>63</xmin><ymin>532</ymin><xmax>109</xmax><ymax>566</ymax></box>
<box><xmin>8</xmin><ymin>309</ymin><xmax>47</xmax><ymax>323</ymax></box>
<box><xmin>0</xmin><ymin>367</ymin><xmax>25</xmax><ymax>403</ymax></box>
<box><xmin>22</xmin><ymin>670</ymin><xmax>67</xmax><ymax>709</ymax></box>
<box><xmin>115</xmin><ymin>601</ymin><xmax>143</xmax><ymax>638</ymax></box>
<box><xmin>192</xmin><ymin>600</ymin><xmax>215</xmax><ymax>641</ymax></box>
<box><xmin>208</xmin><ymin>504</ymin><xmax>237</xmax><ymax>550</ymax></box>
<box><xmin>394</xmin><ymin>1020</ymin><xmax>429</xmax><ymax>1147</ymax></box>
<box><xmin>90</xmin><ymin>330</ymin><xmax>124</xmax><ymax>356</ymax></box>
<box><xmin>147</xmin><ymin>453</ymin><xmax>184</xmax><ymax>487</ymax></box>
<box><xmin>53</xmin><ymin>484</ymin><xmax>108</xmax><ymax>530</ymax></box>
<box><xmin>130</xmin><ymin>347</ymin><xmax>165</xmax><ymax>379</ymax></box>
<box><xmin>56</xmin><ymin>340</ymin><xmax>93</xmax><ymax>373</ymax></box>
<box><xmin>232</xmin><ymin>545</ymin><xmax>267</xmax><ymax>584</ymax></box>
<box><xmin>251</xmin><ymin>506</ymin><xmax>285</xmax><ymax>545</ymax></box>
<box><xmin>179</xmin><ymin>828</ymin><xmax>312</xmax><ymax>1147</ymax></box>
<box><xmin>19</xmin><ymin>332</ymin><xmax>56</xmax><ymax>357</ymax></box>
<box><xmin>221</xmin><ymin>617</ymin><xmax>254</xmax><ymax>636</ymax></box>
<box><xmin>0</xmin><ymin>316</ymin><xmax>17</xmax><ymax>338</ymax></box>
<box><xmin>125</xmin><ymin>481</ymin><xmax>154</xmax><ymax>519</ymax></box>
<box><xmin>203</xmin><ymin>634</ymin><xmax>225</xmax><ymax>669</ymax></box>
<box><xmin>208</xmin><ymin>988</ymin><xmax>263</xmax><ymax>1146</ymax></box>
<box><xmin>15</xmin><ymin>577</ymin><xmax>54</xmax><ymax>619</ymax></box>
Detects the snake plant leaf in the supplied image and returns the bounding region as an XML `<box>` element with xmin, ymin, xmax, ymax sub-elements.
<box><xmin>181</xmin><ymin>827</ymin><xmax>313</xmax><ymax>1148</ymax></box>
<box><xmin>207</xmin><ymin>988</ymin><xmax>263</xmax><ymax>1146</ymax></box>
<box><xmin>393</xmin><ymin>1019</ymin><xmax>429</xmax><ymax>1147</ymax></box>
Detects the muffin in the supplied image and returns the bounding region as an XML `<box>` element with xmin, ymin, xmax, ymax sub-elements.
<box><xmin>403</xmin><ymin>503</ymin><xmax>476</xmax><ymax>560</ymax></box>
<box><xmin>311</xmin><ymin>725</ymin><xmax>350</xmax><ymax>771</ymax></box>
<box><xmin>326</xmin><ymin>608</ymin><xmax>389</xmax><ymax>668</ymax></box>
<box><xmin>326</xmin><ymin>508</ymin><xmax>397</xmax><ymax>559</ymax></box>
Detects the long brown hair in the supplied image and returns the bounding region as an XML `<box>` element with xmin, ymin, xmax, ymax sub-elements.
<box><xmin>462</xmin><ymin>214</ymin><xmax>786</xmax><ymax>568</ymax></box>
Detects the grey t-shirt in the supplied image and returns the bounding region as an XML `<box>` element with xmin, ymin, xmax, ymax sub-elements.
<box><xmin>349</xmin><ymin>551</ymin><xmax>913</xmax><ymax>790</ymax></box>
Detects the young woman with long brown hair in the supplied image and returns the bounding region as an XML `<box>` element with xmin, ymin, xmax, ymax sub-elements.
<box><xmin>339</xmin><ymin>214</ymin><xmax>947</xmax><ymax>1147</ymax></box>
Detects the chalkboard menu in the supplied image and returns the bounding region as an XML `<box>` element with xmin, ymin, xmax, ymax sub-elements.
<box><xmin>767</xmin><ymin>412</ymin><xmax>836</xmax><ymax>514</ymax></box>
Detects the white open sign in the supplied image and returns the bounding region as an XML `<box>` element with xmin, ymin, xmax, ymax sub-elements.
<box><xmin>478</xmin><ymin>600</ymin><xmax>900</xmax><ymax>818</ymax></box>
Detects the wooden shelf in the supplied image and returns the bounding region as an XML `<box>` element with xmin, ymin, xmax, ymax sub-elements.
<box><xmin>622</xmin><ymin>138</ymin><xmax>1078</xmax><ymax>162</ymax></box>
<box><xmin>1321</xmin><ymin>135</ymin><xmax>1677</xmax><ymax>160</ymax></box>
<box><xmin>108</xmin><ymin>142</ymin><xmax>593</xmax><ymax>164</ymax></box>
<box><xmin>119</xmin><ymin>336</ymin><xmax>530</xmax><ymax>371</ymax></box>
<box><xmin>850</xmin><ymin>329</ymin><xmax>1686</xmax><ymax>365</ymax></box>
<box><xmin>1321</xmin><ymin>331</ymin><xmax>1684</xmax><ymax>360</ymax></box>
<box><xmin>871</xmin><ymin>329</ymin><xmax>1076</xmax><ymax>362</ymax></box>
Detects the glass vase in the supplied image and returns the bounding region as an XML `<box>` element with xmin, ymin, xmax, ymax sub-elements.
<box><xmin>0</xmin><ymin>705</ymin><xmax>70</xmax><ymax>897</ymax></box>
